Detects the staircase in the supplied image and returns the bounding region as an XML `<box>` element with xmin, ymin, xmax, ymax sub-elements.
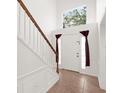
<box><xmin>17</xmin><ymin>0</ymin><xmax>59</xmax><ymax>93</ymax></box>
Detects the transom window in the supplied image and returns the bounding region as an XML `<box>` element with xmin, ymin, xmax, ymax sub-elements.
<box><xmin>63</xmin><ymin>6</ymin><xmax>86</xmax><ymax>28</ymax></box>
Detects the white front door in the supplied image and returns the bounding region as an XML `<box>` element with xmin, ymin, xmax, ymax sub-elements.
<box><xmin>61</xmin><ymin>34</ymin><xmax>81</xmax><ymax>72</ymax></box>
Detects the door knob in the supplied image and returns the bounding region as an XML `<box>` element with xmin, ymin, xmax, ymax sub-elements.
<box><xmin>76</xmin><ymin>53</ymin><xmax>79</xmax><ymax>57</ymax></box>
<box><xmin>76</xmin><ymin>55</ymin><xmax>79</xmax><ymax>57</ymax></box>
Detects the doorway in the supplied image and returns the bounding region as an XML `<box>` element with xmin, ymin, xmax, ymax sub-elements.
<box><xmin>59</xmin><ymin>34</ymin><xmax>85</xmax><ymax>72</ymax></box>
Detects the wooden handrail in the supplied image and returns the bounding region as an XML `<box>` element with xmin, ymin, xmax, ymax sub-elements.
<box><xmin>17</xmin><ymin>0</ymin><xmax>56</xmax><ymax>54</ymax></box>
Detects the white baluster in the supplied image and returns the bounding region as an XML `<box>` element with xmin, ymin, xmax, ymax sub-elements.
<box><xmin>30</xmin><ymin>22</ymin><xmax>34</xmax><ymax>48</ymax></box>
<box><xmin>29</xmin><ymin>20</ymin><xmax>31</xmax><ymax>45</ymax></box>
<box><xmin>33</xmin><ymin>25</ymin><xmax>35</xmax><ymax>49</ymax></box>
<box><xmin>41</xmin><ymin>36</ymin><xmax>44</xmax><ymax>59</ymax></box>
<box><xmin>37</xmin><ymin>30</ymin><xmax>38</xmax><ymax>52</ymax></box>
<box><xmin>25</xmin><ymin>14</ymin><xmax>30</xmax><ymax>44</ymax></box>
<box><xmin>37</xmin><ymin>31</ymin><xmax>41</xmax><ymax>55</ymax></box>
<box><xmin>23</xmin><ymin>13</ymin><xmax>26</xmax><ymax>40</ymax></box>
<box><xmin>42</xmin><ymin>38</ymin><xmax>46</xmax><ymax>63</ymax></box>
<box><xmin>45</xmin><ymin>44</ymin><xmax>48</xmax><ymax>65</ymax></box>
<box><xmin>17</xmin><ymin>3</ymin><xmax>20</xmax><ymax>36</ymax></box>
<box><xmin>19</xmin><ymin>6</ymin><xmax>25</xmax><ymax>40</ymax></box>
<box><xmin>34</xmin><ymin>27</ymin><xmax>38</xmax><ymax>52</ymax></box>
<box><xmin>48</xmin><ymin>47</ymin><xmax>50</xmax><ymax>66</ymax></box>
<box><xmin>38</xmin><ymin>32</ymin><xmax>41</xmax><ymax>54</ymax></box>
<box><xmin>40</xmin><ymin>35</ymin><xmax>43</xmax><ymax>58</ymax></box>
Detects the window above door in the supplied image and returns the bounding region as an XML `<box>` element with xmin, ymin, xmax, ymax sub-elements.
<box><xmin>63</xmin><ymin>6</ymin><xmax>87</xmax><ymax>28</ymax></box>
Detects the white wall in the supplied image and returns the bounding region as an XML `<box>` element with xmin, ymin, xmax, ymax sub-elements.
<box><xmin>96</xmin><ymin>0</ymin><xmax>106</xmax><ymax>23</ymax></box>
<box><xmin>23</xmin><ymin>0</ymin><xmax>57</xmax><ymax>40</ymax></box>
<box><xmin>56</xmin><ymin>0</ymin><xmax>96</xmax><ymax>29</ymax></box>
<box><xmin>96</xmin><ymin>0</ymin><xmax>106</xmax><ymax>90</ymax></box>
<box><xmin>98</xmin><ymin>13</ymin><xmax>106</xmax><ymax>90</ymax></box>
<box><xmin>52</xmin><ymin>23</ymin><xmax>99</xmax><ymax>76</ymax></box>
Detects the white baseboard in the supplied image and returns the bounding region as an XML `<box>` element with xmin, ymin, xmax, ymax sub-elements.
<box><xmin>43</xmin><ymin>75</ymin><xmax>59</xmax><ymax>93</ymax></box>
<box><xmin>32</xmin><ymin>74</ymin><xmax>59</xmax><ymax>93</ymax></box>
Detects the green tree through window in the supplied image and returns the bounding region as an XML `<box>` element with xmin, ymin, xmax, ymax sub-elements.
<box><xmin>63</xmin><ymin>6</ymin><xmax>86</xmax><ymax>28</ymax></box>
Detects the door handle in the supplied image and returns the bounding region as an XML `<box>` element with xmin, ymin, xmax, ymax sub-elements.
<box><xmin>76</xmin><ymin>53</ymin><xmax>79</xmax><ymax>57</ymax></box>
<box><xmin>76</xmin><ymin>53</ymin><xmax>79</xmax><ymax>54</ymax></box>
<box><xmin>76</xmin><ymin>55</ymin><xmax>79</xmax><ymax>57</ymax></box>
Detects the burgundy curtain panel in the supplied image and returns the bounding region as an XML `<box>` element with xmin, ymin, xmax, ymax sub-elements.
<box><xmin>55</xmin><ymin>34</ymin><xmax>62</xmax><ymax>73</ymax></box>
<box><xmin>80</xmin><ymin>30</ymin><xmax>90</xmax><ymax>66</ymax></box>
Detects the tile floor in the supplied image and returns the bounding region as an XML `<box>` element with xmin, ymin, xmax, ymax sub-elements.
<box><xmin>48</xmin><ymin>69</ymin><xmax>105</xmax><ymax>93</ymax></box>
